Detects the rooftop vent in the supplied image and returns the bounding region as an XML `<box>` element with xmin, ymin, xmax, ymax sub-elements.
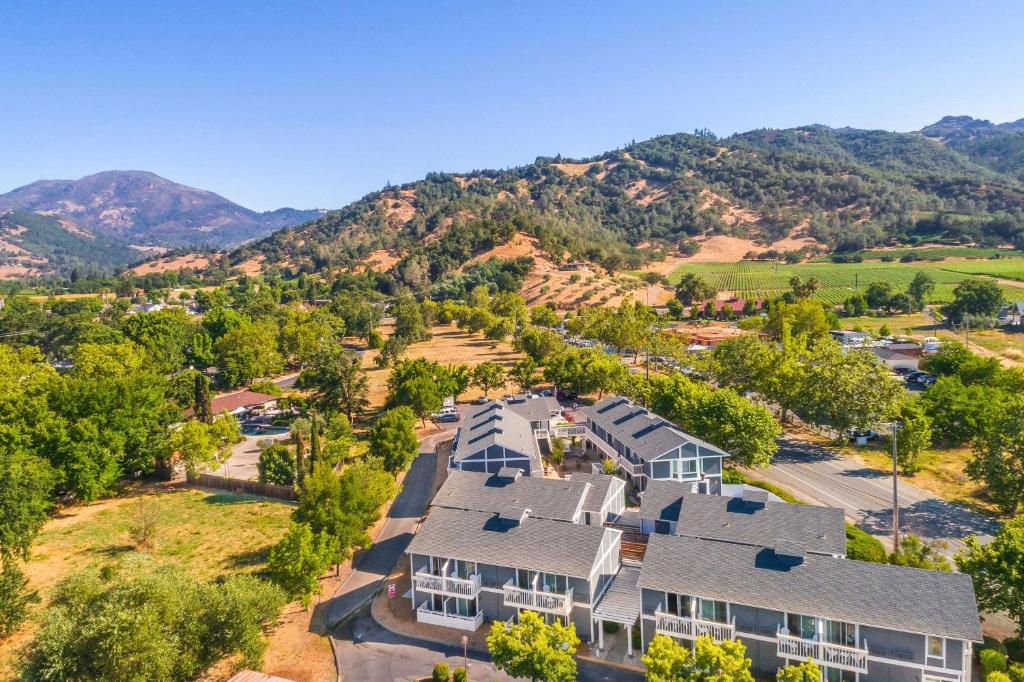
<box><xmin>496</xmin><ymin>467</ymin><xmax>523</xmax><ymax>482</ymax></box>
<box><xmin>499</xmin><ymin>507</ymin><xmax>530</xmax><ymax>525</ymax></box>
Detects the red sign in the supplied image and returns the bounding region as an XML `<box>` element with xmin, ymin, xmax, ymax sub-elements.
<box><xmin>388</xmin><ymin>583</ymin><xmax>396</xmax><ymax>598</ymax></box>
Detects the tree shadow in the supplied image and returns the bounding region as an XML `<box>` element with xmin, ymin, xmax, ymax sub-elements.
<box><xmin>225</xmin><ymin>545</ymin><xmax>273</xmax><ymax>570</ymax></box>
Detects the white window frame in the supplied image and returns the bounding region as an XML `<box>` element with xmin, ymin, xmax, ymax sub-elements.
<box><xmin>926</xmin><ymin>635</ymin><xmax>945</xmax><ymax>664</ymax></box>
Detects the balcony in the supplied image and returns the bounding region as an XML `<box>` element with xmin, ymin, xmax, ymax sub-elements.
<box><xmin>777</xmin><ymin>629</ymin><xmax>869</xmax><ymax>674</ymax></box>
<box><xmin>503</xmin><ymin>580</ymin><xmax>573</xmax><ymax>616</ymax></box>
<box><xmin>654</xmin><ymin>610</ymin><xmax>736</xmax><ymax>643</ymax></box>
<box><xmin>416</xmin><ymin>601</ymin><xmax>484</xmax><ymax>631</ymax></box>
<box><xmin>413</xmin><ymin>570</ymin><xmax>482</xmax><ymax>598</ymax></box>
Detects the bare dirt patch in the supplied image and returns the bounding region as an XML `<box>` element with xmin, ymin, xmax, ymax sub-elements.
<box><xmin>355</xmin><ymin>249</ymin><xmax>402</xmax><ymax>273</ymax></box>
<box><xmin>235</xmin><ymin>255</ymin><xmax>266</xmax><ymax>277</ymax></box>
<box><xmin>551</xmin><ymin>161</ymin><xmax>600</xmax><ymax>177</ymax></box>
<box><xmin>129</xmin><ymin>252</ymin><xmax>213</xmax><ymax>275</ymax></box>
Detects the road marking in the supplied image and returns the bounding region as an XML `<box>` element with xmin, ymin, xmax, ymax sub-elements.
<box><xmin>770</xmin><ymin>465</ymin><xmax>861</xmax><ymax>511</ymax></box>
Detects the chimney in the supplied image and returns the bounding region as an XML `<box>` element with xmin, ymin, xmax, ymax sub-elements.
<box><xmin>499</xmin><ymin>507</ymin><xmax>531</xmax><ymax>525</ymax></box>
<box><xmin>496</xmin><ymin>466</ymin><xmax>523</xmax><ymax>482</ymax></box>
<box><xmin>742</xmin><ymin>488</ymin><xmax>770</xmax><ymax>508</ymax></box>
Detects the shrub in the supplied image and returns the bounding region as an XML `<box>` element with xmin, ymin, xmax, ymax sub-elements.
<box><xmin>845</xmin><ymin>525</ymin><xmax>888</xmax><ymax>563</ymax></box>
<box><xmin>1007</xmin><ymin>639</ymin><xmax>1024</xmax><ymax>664</ymax></box>
<box><xmin>1009</xmin><ymin>665</ymin><xmax>1024</xmax><ymax>682</ymax></box>
<box><xmin>988</xmin><ymin>673</ymin><xmax>1011</xmax><ymax>682</ymax></box>
<box><xmin>452</xmin><ymin>667</ymin><xmax>468</xmax><ymax>682</ymax></box>
<box><xmin>602</xmin><ymin>620</ymin><xmax>620</xmax><ymax>634</ymax></box>
<box><xmin>982</xmin><ymin>649</ymin><xmax>1009</xmax><ymax>678</ymax></box>
<box><xmin>432</xmin><ymin>661</ymin><xmax>451</xmax><ymax>682</ymax></box>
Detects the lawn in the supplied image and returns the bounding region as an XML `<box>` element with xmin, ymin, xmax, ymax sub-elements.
<box><xmin>667</xmin><ymin>260</ymin><xmax>1024</xmax><ymax>304</ymax></box>
<box><xmin>0</xmin><ymin>484</ymin><xmax>295</xmax><ymax>678</ymax></box>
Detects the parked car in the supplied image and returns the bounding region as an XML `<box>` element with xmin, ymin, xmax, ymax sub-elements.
<box><xmin>847</xmin><ymin>429</ymin><xmax>880</xmax><ymax>443</ymax></box>
<box><xmin>893</xmin><ymin>367</ymin><xmax>913</xmax><ymax>376</ymax></box>
<box><xmin>434</xmin><ymin>405</ymin><xmax>458</xmax><ymax>421</ymax></box>
<box><xmin>538</xmin><ymin>389</ymin><xmax>553</xmax><ymax>397</ymax></box>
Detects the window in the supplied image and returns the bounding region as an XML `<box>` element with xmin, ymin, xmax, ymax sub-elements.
<box><xmin>455</xmin><ymin>597</ymin><xmax>477</xmax><ymax>617</ymax></box>
<box><xmin>429</xmin><ymin>556</ymin><xmax>446</xmax><ymax>576</ymax></box>
<box><xmin>699</xmin><ymin>598</ymin><xmax>728</xmax><ymax>623</ymax></box>
<box><xmin>666</xmin><ymin>593</ymin><xmax>692</xmax><ymax>617</ymax></box>
<box><xmin>516</xmin><ymin>569</ymin><xmax>536</xmax><ymax>590</ymax></box>
<box><xmin>787</xmin><ymin>613</ymin><xmax>817</xmax><ymax>640</ymax></box>
<box><xmin>927</xmin><ymin>636</ymin><xmax>945</xmax><ymax>660</ymax></box>
<box><xmin>452</xmin><ymin>560</ymin><xmax>476</xmax><ymax>579</ymax></box>
<box><xmin>669</xmin><ymin>459</ymin><xmax>698</xmax><ymax>480</ymax></box>
<box><xmin>825</xmin><ymin>620</ymin><xmax>856</xmax><ymax>648</ymax></box>
<box><xmin>539</xmin><ymin>573</ymin><xmax>567</xmax><ymax>594</ymax></box>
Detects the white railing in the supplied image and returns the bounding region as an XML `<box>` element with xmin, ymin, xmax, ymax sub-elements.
<box><xmin>776</xmin><ymin>628</ymin><xmax>868</xmax><ymax>674</ymax></box>
<box><xmin>553</xmin><ymin>424</ymin><xmax>585</xmax><ymax>437</ymax></box>
<box><xmin>416</xmin><ymin>601</ymin><xmax>484</xmax><ymax>631</ymax></box>
<box><xmin>655</xmin><ymin>610</ymin><xmax>736</xmax><ymax>642</ymax></box>
<box><xmin>413</xmin><ymin>571</ymin><xmax>482</xmax><ymax>598</ymax></box>
<box><xmin>502</xmin><ymin>581</ymin><xmax>573</xmax><ymax>616</ymax></box>
<box><xmin>534</xmin><ymin>428</ymin><xmax>550</xmax><ymax>439</ymax></box>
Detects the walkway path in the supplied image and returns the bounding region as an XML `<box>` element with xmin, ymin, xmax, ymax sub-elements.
<box><xmin>324</xmin><ymin>430</ymin><xmax>453</xmax><ymax>629</ymax></box>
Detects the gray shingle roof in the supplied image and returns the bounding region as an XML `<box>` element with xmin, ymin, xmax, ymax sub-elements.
<box><xmin>640</xmin><ymin>481</ymin><xmax>846</xmax><ymax>556</ymax></box>
<box><xmin>581</xmin><ymin>396</ymin><xmax>730</xmax><ymax>461</ymax></box>
<box><xmin>432</xmin><ymin>470</ymin><xmax>590</xmax><ymax>522</ymax></box>
<box><xmin>504</xmin><ymin>395</ymin><xmax>561</xmax><ymax>423</ymax></box>
<box><xmin>407</xmin><ymin>506</ymin><xmax>613</xmax><ymax>578</ymax></box>
<box><xmin>451</xmin><ymin>400</ymin><xmax>538</xmax><ymax>464</ymax></box>
<box><xmin>639</xmin><ymin>534</ymin><xmax>982</xmax><ymax>642</ymax></box>
<box><xmin>570</xmin><ymin>473</ymin><xmax>616</xmax><ymax>515</ymax></box>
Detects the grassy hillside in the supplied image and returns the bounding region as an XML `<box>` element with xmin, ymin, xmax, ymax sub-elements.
<box><xmin>0</xmin><ymin>210</ymin><xmax>138</xmax><ymax>276</ymax></box>
<box><xmin>232</xmin><ymin>123</ymin><xmax>1024</xmax><ymax>293</ymax></box>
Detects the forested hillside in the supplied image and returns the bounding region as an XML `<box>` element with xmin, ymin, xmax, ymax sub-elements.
<box><xmin>920</xmin><ymin>115</ymin><xmax>1024</xmax><ymax>182</ymax></box>
<box><xmin>0</xmin><ymin>211</ymin><xmax>138</xmax><ymax>278</ymax></box>
<box><xmin>232</xmin><ymin>121</ymin><xmax>1024</xmax><ymax>294</ymax></box>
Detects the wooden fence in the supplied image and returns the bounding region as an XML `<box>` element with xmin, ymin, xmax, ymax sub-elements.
<box><xmin>186</xmin><ymin>472</ymin><xmax>297</xmax><ymax>501</ymax></box>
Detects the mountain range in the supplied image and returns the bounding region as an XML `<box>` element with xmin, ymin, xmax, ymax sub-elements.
<box><xmin>0</xmin><ymin>171</ymin><xmax>320</xmax><ymax>276</ymax></box>
<box><xmin>4</xmin><ymin>116</ymin><xmax>1024</xmax><ymax>280</ymax></box>
<box><xmin>228</xmin><ymin>115</ymin><xmax>1024</xmax><ymax>288</ymax></box>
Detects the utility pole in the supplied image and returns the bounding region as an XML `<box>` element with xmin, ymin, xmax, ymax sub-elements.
<box><xmin>890</xmin><ymin>421</ymin><xmax>902</xmax><ymax>551</ymax></box>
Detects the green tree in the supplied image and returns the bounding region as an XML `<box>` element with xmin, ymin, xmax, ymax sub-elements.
<box><xmin>765</xmin><ymin>300</ymin><xmax>831</xmax><ymax>341</ymax></box>
<box><xmin>299</xmin><ymin>346</ymin><xmax>369</xmax><ymax>422</ymax></box>
<box><xmin>511</xmin><ymin>358</ymin><xmax>539</xmax><ymax>392</ymax></box>
<box><xmin>675</xmin><ymin>273</ymin><xmax>715</xmax><ymax>305</ymax></box>
<box><xmin>258</xmin><ymin>443</ymin><xmax>295</xmax><ymax>486</ymax></box>
<box><xmin>293</xmin><ymin>462</ymin><xmax>349</xmax><ymax>569</ymax></box>
<box><xmin>890</xmin><ymin>534</ymin><xmax>952</xmax><ymax>571</ymax></box>
<box><xmin>956</xmin><ymin>517</ymin><xmax>1024</xmax><ymax>635</ymax></box>
<box><xmin>516</xmin><ymin>326</ymin><xmax>565</xmax><ymax>363</ymax></box>
<box><xmin>643</xmin><ymin>634</ymin><xmax>754</xmax><ymax>682</ymax></box>
<box><xmin>777</xmin><ymin>658</ymin><xmax>821</xmax><ymax>682</ymax></box>
<box><xmin>170</xmin><ymin>419</ymin><xmax>227</xmax><ymax>476</ymax></box>
<box><xmin>18</xmin><ymin>557</ymin><xmax>285</xmax><ymax>680</ymax></box>
<box><xmin>193</xmin><ymin>371</ymin><xmax>213</xmax><ymax>423</ymax></box>
<box><xmin>894</xmin><ymin>399</ymin><xmax>932</xmax><ymax>474</ymax></box>
<box><xmin>0</xmin><ymin>559</ymin><xmax>38</xmax><ymax>637</ymax></box>
<box><xmin>920</xmin><ymin>376</ymin><xmax>1002</xmax><ymax>446</ymax></box>
<box><xmin>643</xmin><ymin>633</ymin><xmax>693</xmax><ymax>682</ymax></box>
<box><xmin>865</xmin><ymin>281</ymin><xmax>894</xmax><ymax>309</ymax></box>
<box><xmin>392</xmin><ymin>375</ymin><xmax>442</xmax><ymax>427</ymax></box>
<box><xmin>486</xmin><ymin>610</ymin><xmax>579</xmax><ymax>682</ymax></box>
<box><xmin>944</xmin><ymin>279</ymin><xmax>1004</xmax><ymax>323</ymax></box>
<box><xmin>966</xmin><ymin>397</ymin><xmax>1024</xmax><ymax>515</ymax></box>
<box><xmin>530</xmin><ymin>306</ymin><xmax>560</xmax><ymax>327</ymax></box>
<box><xmin>472</xmin><ymin>361</ymin><xmax>506</xmax><ymax>398</ymax></box>
<box><xmin>369</xmin><ymin>406</ymin><xmax>419</xmax><ymax>474</ymax></box>
<box><xmin>215</xmin><ymin>320</ymin><xmax>284</xmax><ymax>387</ymax></box>
<box><xmin>268</xmin><ymin>522</ymin><xmax>338</xmax><ymax>608</ymax></box>
<box><xmin>907</xmin><ymin>272</ymin><xmax>936</xmax><ymax>311</ymax></box>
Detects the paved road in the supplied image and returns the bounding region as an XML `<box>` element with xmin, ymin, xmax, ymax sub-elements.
<box><xmin>337</xmin><ymin>607</ymin><xmax>643</xmax><ymax>682</ymax></box>
<box><xmin>324</xmin><ymin>431</ymin><xmax>452</xmax><ymax>629</ymax></box>
<box><xmin>754</xmin><ymin>437</ymin><xmax>1000</xmax><ymax>556</ymax></box>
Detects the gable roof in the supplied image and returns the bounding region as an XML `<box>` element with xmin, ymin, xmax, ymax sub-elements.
<box><xmin>639</xmin><ymin>534</ymin><xmax>982</xmax><ymax>642</ymax></box>
<box><xmin>581</xmin><ymin>396</ymin><xmax>730</xmax><ymax>461</ymax></box>
<box><xmin>570</xmin><ymin>473</ymin><xmax>618</xmax><ymax>515</ymax></box>
<box><xmin>187</xmin><ymin>390</ymin><xmax>278</xmax><ymax>416</ymax></box>
<box><xmin>451</xmin><ymin>400</ymin><xmax>538</xmax><ymax>464</ymax></box>
<box><xmin>432</xmin><ymin>470</ymin><xmax>590</xmax><ymax>522</ymax></box>
<box><xmin>407</xmin><ymin>506</ymin><xmax>614</xmax><ymax>578</ymax></box>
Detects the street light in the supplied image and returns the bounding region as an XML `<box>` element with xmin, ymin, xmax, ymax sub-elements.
<box><xmin>461</xmin><ymin>634</ymin><xmax>468</xmax><ymax>673</ymax></box>
<box><xmin>890</xmin><ymin>421</ymin><xmax>903</xmax><ymax>550</ymax></box>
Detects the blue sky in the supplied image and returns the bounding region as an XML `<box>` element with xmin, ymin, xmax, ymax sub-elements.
<box><xmin>2</xmin><ymin>1</ymin><xmax>1023</xmax><ymax>211</ymax></box>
